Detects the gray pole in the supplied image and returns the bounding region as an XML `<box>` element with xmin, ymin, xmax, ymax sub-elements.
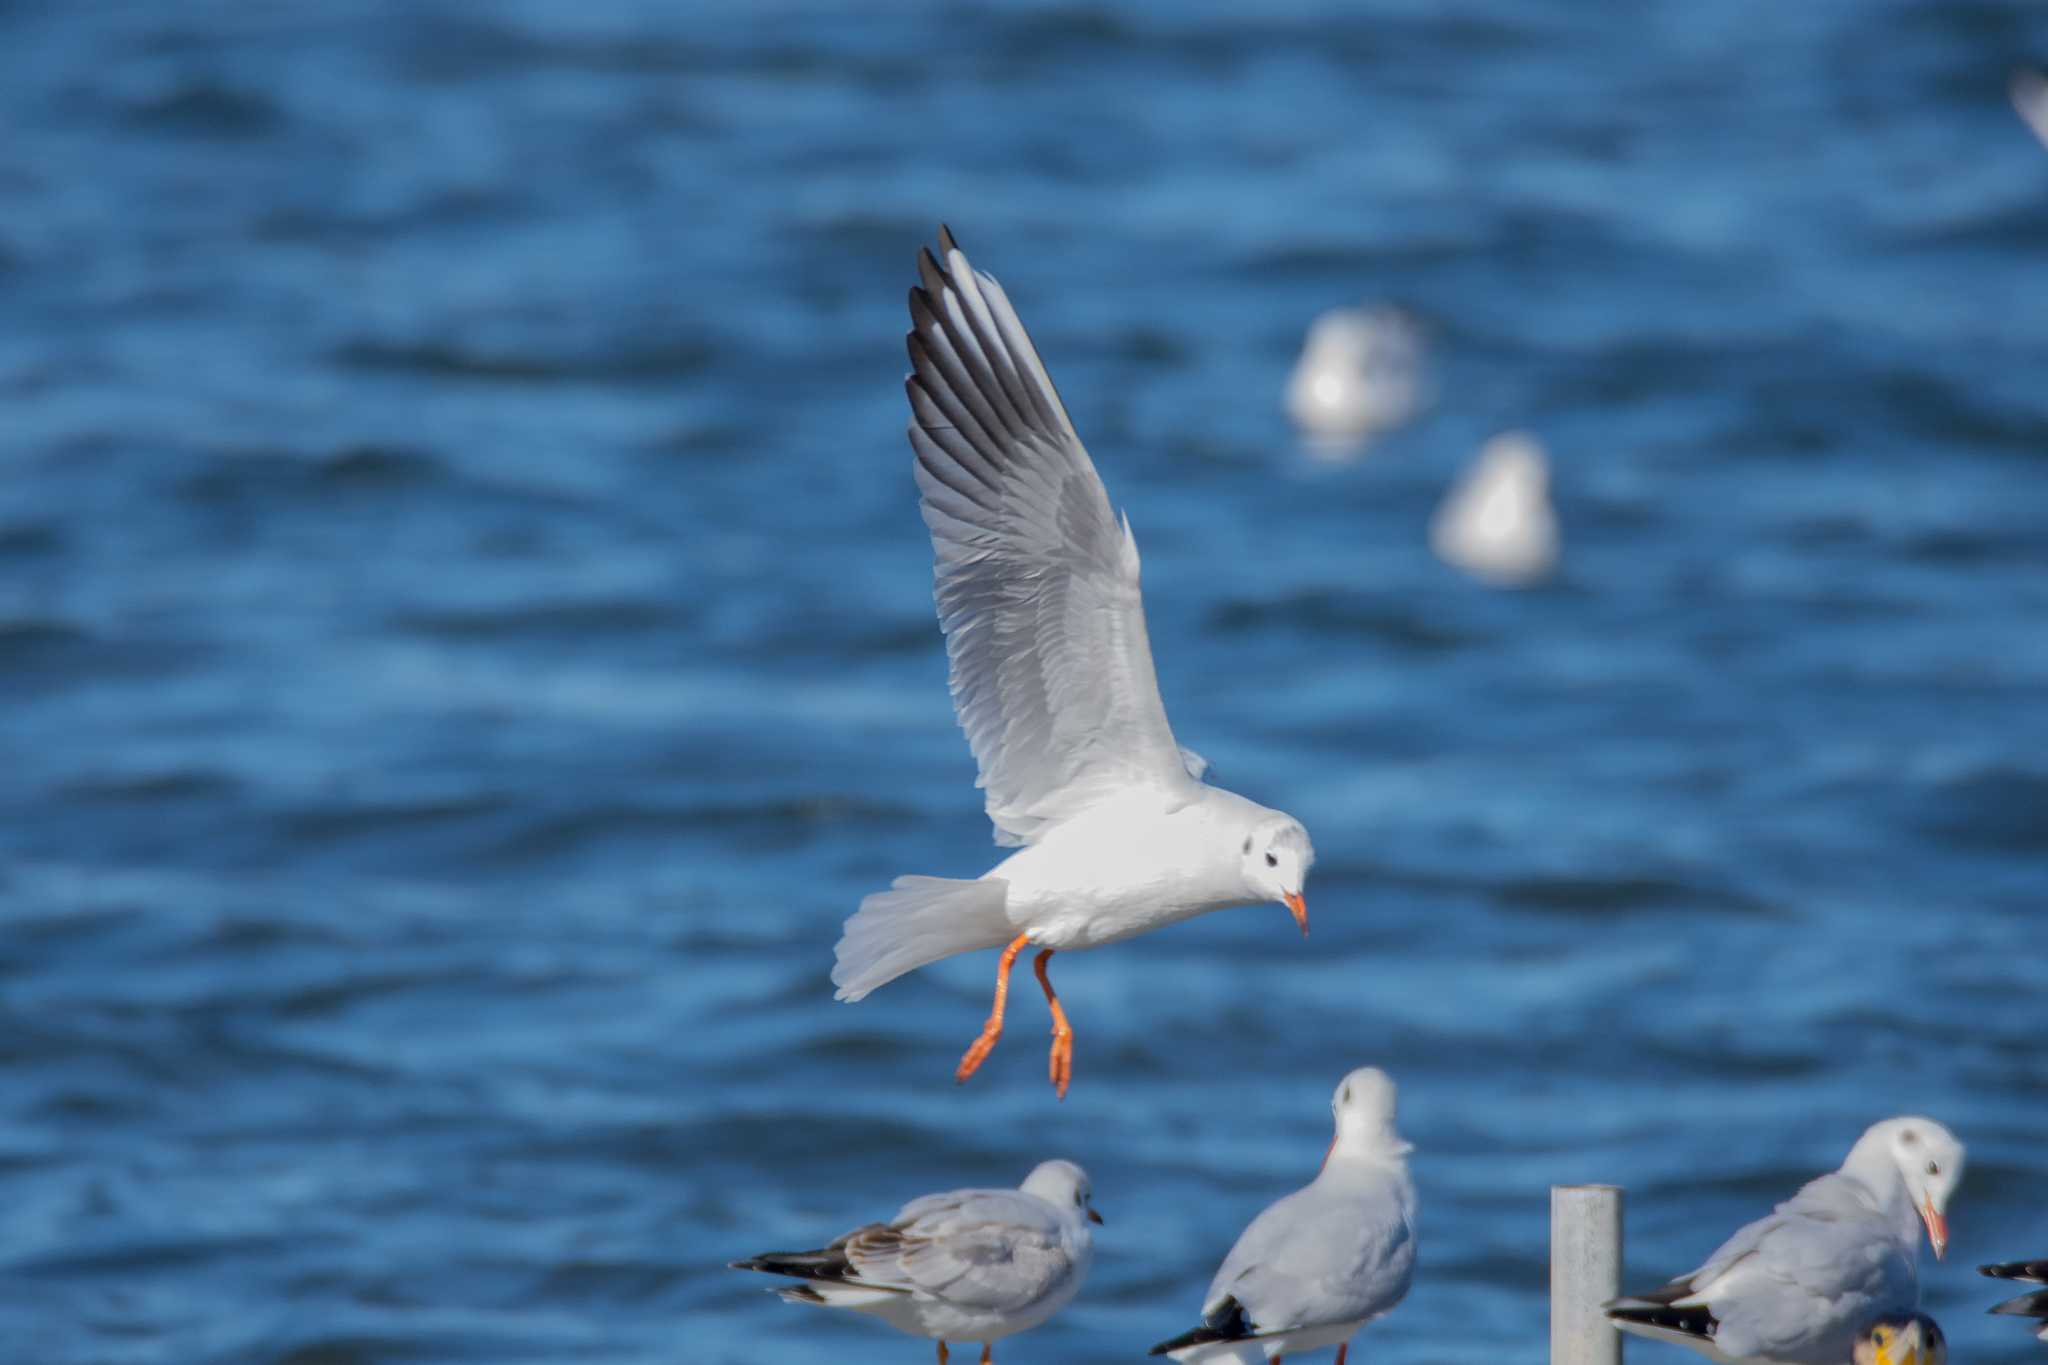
<box><xmin>1551</xmin><ymin>1184</ymin><xmax>1623</xmax><ymax>1365</ymax></box>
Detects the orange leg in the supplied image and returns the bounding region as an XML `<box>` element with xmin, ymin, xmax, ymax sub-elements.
<box><xmin>1334</xmin><ymin>1346</ymin><xmax>1345</xmax><ymax>1365</ymax></box>
<box><xmin>1032</xmin><ymin>949</ymin><xmax>1074</xmax><ymax>1100</ymax></box>
<box><xmin>956</xmin><ymin>934</ymin><xmax>1031</xmax><ymax>1085</ymax></box>
<box><xmin>979</xmin><ymin>1346</ymin><xmax>993</xmax><ymax>1365</ymax></box>
<box><xmin>936</xmin><ymin>1343</ymin><xmax>948</xmax><ymax>1365</ymax></box>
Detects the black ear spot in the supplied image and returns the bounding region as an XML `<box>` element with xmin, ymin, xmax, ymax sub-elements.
<box><xmin>1901</xmin><ymin>1129</ymin><xmax>1919</xmax><ymax>1145</ymax></box>
<box><xmin>1242</xmin><ymin>836</ymin><xmax>1252</xmax><ymax>854</ymax></box>
<box><xmin>1264</xmin><ymin>852</ymin><xmax>1278</xmax><ymax>867</ymax></box>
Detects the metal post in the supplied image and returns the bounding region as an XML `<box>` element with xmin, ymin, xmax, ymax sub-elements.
<box><xmin>1551</xmin><ymin>1184</ymin><xmax>1623</xmax><ymax>1365</ymax></box>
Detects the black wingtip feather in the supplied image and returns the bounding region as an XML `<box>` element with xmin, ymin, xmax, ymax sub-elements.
<box><xmin>938</xmin><ymin>223</ymin><xmax>961</xmax><ymax>254</ymax></box>
<box><xmin>1607</xmin><ymin>1301</ymin><xmax>1718</xmax><ymax>1340</ymax></box>
<box><xmin>1982</xmin><ymin>1260</ymin><xmax>2048</xmax><ymax>1284</ymax></box>
<box><xmin>1149</xmin><ymin>1297</ymin><xmax>1254</xmax><ymax>1355</ymax></box>
<box><xmin>729</xmin><ymin>1249</ymin><xmax>853</xmax><ymax>1284</ymax></box>
<box><xmin>1991</xmin><ymin>1289</ymin><xmax>2048</xmax><ymax>1320</ymax></box>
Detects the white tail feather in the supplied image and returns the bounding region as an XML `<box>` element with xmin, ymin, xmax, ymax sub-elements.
<box><xmin>833</xmin><ymin>875</ymin><xmax>1012</xmax><ymax>1001</ymax></box>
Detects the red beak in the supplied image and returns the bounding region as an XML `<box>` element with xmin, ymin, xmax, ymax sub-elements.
<box><xmin>1284</xmin><ymin>891</ymin><xmax>1308</xmax><ymax>935</ymax></box>
<box><xmin>1921</xmin><ymin>1197</ymin><xmax>1946</xmax><ymax>1260</ymax></box>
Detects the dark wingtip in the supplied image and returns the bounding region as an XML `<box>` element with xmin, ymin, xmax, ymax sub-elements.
<box><xmin>1981</xmin><ymin>1260</ymin><xmax>2048</xmax><ymax>1283</ymax></box>
<box><xmin>1150</xmin><ymin>1297</ymin><xmax>1252</xmax><ymax>1355</ymax></box>
<box><xmin>938</xmin><ymin>223</ymin><xmax>961</xmax><ymax>255</ymax></box>
<box><xmin>1606</xmin><ymin>1301</ymin><xmax>1718</xmax><ymax>1340</ymax></box>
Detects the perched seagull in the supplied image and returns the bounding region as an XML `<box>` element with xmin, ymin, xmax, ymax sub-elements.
<box><xmin>2014</xmin><ymin>68</ymin><xmax>2048</xmax><ymax>151</ymax></box>
<box><xmin>730</xmin><ymin>1159</ymin><xmax>1100</xmax><ymax>1365</ymax></box>
<box><xmin>831</xmin><ymin>229</ymin><xmax>1316</xmax><ymax>1099</ymax></box>
<box><xmin>1150</xmin><ymin>1067</ymin><xmax>1416</xmax><ymax>1365</ymax></box>
<box><xmin>1428</xmin><ymin>430</ymin><xmax>1559</xmax><ymax>587</ymax></box>
<box><xmin>1854</xmin><ymin>1313</ymin><xmax>1946</xmax><ymax>1365</ymax></box>
<box><xmin>1283</xmin><ymin>305</ymin><xmax>1424</xmax><ymax>447</ymax></box>
<box><xmin>1606</xmin><ymin>1117</ymin><xmax>1965</xmax><ymax>1365</ymax></box>
<box><xmin>1981</xmin><ymin>1259</ymin><xmax>2048</xmax><ymax>1342</ymax></box>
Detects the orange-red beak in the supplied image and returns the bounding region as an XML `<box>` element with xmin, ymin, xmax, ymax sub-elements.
<box><xmin>1284</xmin><ymin>891</ymin><xmax>1308</xmax><ymax>935</ymax></box>
<box><xmin>1921</xmin><ymin>1197</ymin><xmax>1946</xmax><ymax>1260</ymax></box>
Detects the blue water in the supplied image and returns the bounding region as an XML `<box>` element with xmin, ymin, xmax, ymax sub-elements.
<box><xmin>3</xmin><ymin>3</ymin><xmax>2047</xmax><ymax>1362</ymax></box>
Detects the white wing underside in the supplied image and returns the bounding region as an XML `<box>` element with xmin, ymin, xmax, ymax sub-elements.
<box><xmin>906</xmin><ymin>228</ymin><xmax>1195</xmax><ymax>847</ymax></box>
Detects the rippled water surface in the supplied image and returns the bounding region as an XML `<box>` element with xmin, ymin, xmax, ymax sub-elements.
<box><xmin>4</xmin><ymin>3</ymin><xmax>2047</xmax><ymax>1362</ymax></box>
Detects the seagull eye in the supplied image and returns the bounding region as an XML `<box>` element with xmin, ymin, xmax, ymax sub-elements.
<box><xmin>1925</xmin><ymin>1161</ymin><xmax>1939</xmax><ymax>1176</ymax></box>
<box><xmin>1264</xmin><ymin>852</ymin><xmax>1278</xmax><ymax>868</ymax></box>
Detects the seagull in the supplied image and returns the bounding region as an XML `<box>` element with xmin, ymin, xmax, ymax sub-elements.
<box><xmin>730</xmin><ymin>1158</ymin><xmax>1100</xmax><ymax>1364</ymax></box>
<box><xmin>1283</xmin><ymin>305</ymin><xmax>1424</xmax><ymax>448</ymax></box>
<box><xmin>1150</xmin><ymin>1067</ymin><xmax>1416</xmax><ymax>1364</ymax></box>
<box><xmin>1606</xmin><ymin>1117</ymin><xmax>1965</xmax><ymax>1365</ymax></box>
<box><xmin>2014</xmin><ymin>68</ymin><xmax>2048</xmax><ymax>151</ymax></box>
<box><xmin>831</xmin><ymin>229</ymin><xmax>1316</xmax><ymax>1099</ymax></box>
<box><xmin>1854</xmin><ymin>1313</ymin><xmax>1946</xmax><ymax>1365</ymax></box>
<box><xmin>1981</xmin><ymin>1259</ymin><xmax>2048</xmax><ymax>1342</ymax></box>
<box><xmin>1428</xmin><ymin>430</ymin><xmax>1559</xmax><ymax>587</ymax></box>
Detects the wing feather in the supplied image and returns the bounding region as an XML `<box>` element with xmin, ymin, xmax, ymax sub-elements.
<box><xmin>905</xmin><ymin>229</ymin><xmax>1192</xmax><ymax>846</ymax></box>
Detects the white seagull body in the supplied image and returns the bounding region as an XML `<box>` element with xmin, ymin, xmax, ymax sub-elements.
<box><xmin>731</xmin><ymin>1159</ymin><xmax>1100</xmax><ymax>1364</ymax></box>
<box><xmin>832</xmin><ymin>229</ymin><xmax>1315</xmax><ymax>1097</ymax></box>
<box><xmin>1429</xmin><ymin>430</ymin><xmax>1559</xmax><ymax>587</ymax></box>
<box><xmin>2014</xmin><ymin>68</ymin><xmax>2048</xmax><ymax>151</ymax></box>
<box><xmin>1606</xmin><ymin>1117</ymin><xmax>1965</xmax><ymax>1365</ymax></box>
<box><xmin>1153</xmin><ymin>1068</ymin><xmax>1417</xmax><ymax>1365</ymax></box>
<box><xmin>1283</xmin><ymin>305</ymin><xmax>1424</xmax><ymax>446</ymax></box>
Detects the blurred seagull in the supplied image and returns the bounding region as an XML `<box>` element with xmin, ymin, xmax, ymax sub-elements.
<box><xmin>1854</xmin><ymin>1313</ymin><xmax>1946</xmax><ymax>1365</ymax></box>
<box><xmin>1429</xmin><ymin>430</ymin><xmax>1558</xmax><ymax>587</ymax></box>
<box><xmin>1284</xmin><ymin>305</ymin><xmax>1424</xmax><ymax>448</ymax></box>
<box><xmin>731</xmin><ymin>1159</ymin><xmax>1099</xmax><ymax>1364</ymax></box>
<box><xmin>1981</xmin><ymin>1259</ymin><xmax>2048</xmax><ymax>1342</ymax></box>
<box><xmin>1606</xmin><ymin>1117</ymin><xmax>1964</xmax><ymax>1365</ymax></box>
<box><xmin>1151</xmin><ymin>1068</ymin><xmax>1416</xmax><ymax>1364</ymax></box>
<box><xmin>2014</xmin><ymin>68</ymin><xmax>2048</xmax><ymax>150</ymax></box>
<box><xmin>831</xmin><ymin>229</ymin><xmax>1316</xmax><ymax>1099</ymax></box>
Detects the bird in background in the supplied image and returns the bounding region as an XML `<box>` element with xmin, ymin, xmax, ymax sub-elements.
<box><xmin>1981</xmin><ymin>1259</ymin><xmax>2048</xmax><ymax>1342</ymax></box>
<box><xmin>831</xmin><ymin>229</ymin><xmax>1315</xmax><ymax>1099</ymax></box>
<box><xmin>1853</xmin><ymin>1313</ymin><xmax>1946</xmax><ymax>1365</ymax></box>
<box><xmin>2014</xmin><ymin>68</ymin><xmax>2048</xmax><ymax>151</ymax></box>
<box><xmin>730</xmin><ymin>1159</ymin><xmax>1099</xmax><ymax>1364</ymax></box>
<box><xmin>1429</xmin><ymin>429</ymin><xmax>1559</xmax><ymax>587</ymax></box>
<box><xmin>1283</xmin><ymin>304</ymin><xmax>1425</xmax><ymax>450</ymax></box>
<box><xmin>1606</xmin><ymin>1117</ymin><xmax>1964</xmax><ymax>1365</ymax></box>
<box><xmin>1151</xmin><ymin>1067</ymin><xmax>1416</xmax><ymax>1365</ymax></box>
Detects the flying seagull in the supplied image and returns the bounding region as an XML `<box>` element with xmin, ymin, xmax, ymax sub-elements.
<box><xmin>831</xmin><ymin>228</ymin><xmax>1315</xmax><ymax>1097</ymax></box>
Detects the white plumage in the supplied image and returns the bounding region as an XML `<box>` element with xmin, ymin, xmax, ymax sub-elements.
<box><xmin>1429</xmin><ymin>430</ymin><xmax>1559</xmax><ymax>587</ymax></box>
<box><xmin>832</xmin><ymin>229</ymin><xmax>1315</xmax><ymax>1097</ymax></box>
<box><xmin>1607</xmin><ymin>1117</ymin><xmax>1965</xmax><ymax>1365</ymax></box>
<box><xmin>1152</xmin><ymin>1068</ymin><xmax>1417</xmax><ymax>1364</ymax></box>
<box><xmin>731</xmin><ymin>1159</ymin><xmax>1099</xmax><ymax>1363</ymax></box>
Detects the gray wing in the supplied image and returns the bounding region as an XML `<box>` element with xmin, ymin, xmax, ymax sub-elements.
<box><xmin>907</xmin><ymin>228</ymin><xmax>1195</xmax><ymax>847</ymax></box>
<box><xmin>840</xmin><ymin>1187</ymin><xmax>1074</xmax><ymax>1314</ymax></box>
<box><xmin>1205</xmin><ymin>1179</ymin><xmax>1416</xmax><ymax>1334</ymax></box>
<box><xmin>1684</xmin><ymin>1175</ymin><xmax>1916</xmax><ymax>1362</ymax></box>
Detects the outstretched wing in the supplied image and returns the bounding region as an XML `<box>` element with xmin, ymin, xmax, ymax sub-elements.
<box><xmin>906</xmin><ymin>228</ymin><xmax>1194</xmax><ymax>846</ymax></box>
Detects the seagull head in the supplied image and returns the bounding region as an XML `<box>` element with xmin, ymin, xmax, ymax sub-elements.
<box><xmin>1022</xmin><ymin>1159</ymin><xmax>1103</xmax><ymax>1226</ymax></box>
<box><xmin>1240</xmin><ymin>816</ymin><xmax>1315</xmax><ymax>934</ymax></box>
<box><xmin>1854</xmin><ymin>1313</ymin><xmax>1946</xmax><ymax>1365</ymax></box>
<box><xmin>1324</xmin><ymin>1066</ymin><xmax>1411</xmax><ymax>1168</ymax></box>
<box><xmin>1853</xmin><ymin>1116</ymin><xmax>1964</xmax><ymax>1259</ymax></box>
